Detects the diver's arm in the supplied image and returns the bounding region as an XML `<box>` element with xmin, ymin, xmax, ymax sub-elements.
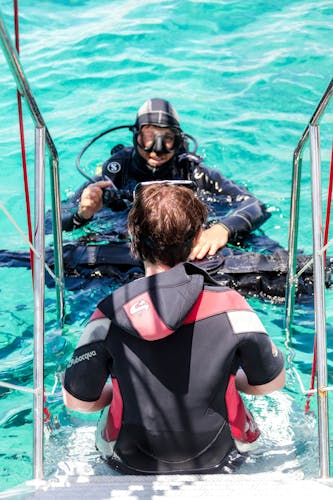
<box><xmin>189</xmin><ymin>223</ymin><xmax>229</xmax><ymax>260</ymax></box>
<box><xmin>218</xmin><ymin>196</ymin><xmax>269</xmax><ymax>242</ymax></box>
<box><xmin>61</xmin><ymin>179</ymin><xmax>95</xmax><ymax>231</ymax></box>
<box><xmin>61</xmin><ymin>179</ymin><xmax>114</xmax><ymax>231</ymax></box>
<box><xmin>76</xmin><ymin>181</ymin><xmax>114</xmax><ymax>219</ymax></box>
<box><xmin>62</xmin><ymin>383</ymin><xmax>113</xmax><ymax>413</ymax></box>
<box><xmin>235</xmin><ymin>367</ymin><xmax>286</xmax><ymax>395</ymax></box>
<box><xmin>62</xmin><ymin>211</ymin><xmax>93</xmax><ymax>231</ymax></box>
<box><xmin>193</xmin><ymin>165</ymin><xmax>270</xmax><ymax>242</ymax></box>
<box><xmin>62</xmin><ymin>310</ymin><xmax>113</xmax><ymax>412</ymax></box>
<box><xmin>236</xmin><ymin>329</ymin><xmax>285</xmax><ymax>395</ymax></box>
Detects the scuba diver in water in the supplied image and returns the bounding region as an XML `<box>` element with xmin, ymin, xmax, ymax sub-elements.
<box><xmin>61</xmin><ymin>97</ymin><xmax>272</xmax><ymax>257</ymax></box>
<box><xmin>0</xmin><ymin>98</ymin><xmax>326</xmax><ymax>299</ymax></box>
<box><xmin>62</xmin><ymin>182</ymin><xmax>286</xmax><ymax>474</ymax></box>
<box><xmin>57</xmin><ymin>97</ymin><xmax>322</xmax><ymax>300</ymax></box>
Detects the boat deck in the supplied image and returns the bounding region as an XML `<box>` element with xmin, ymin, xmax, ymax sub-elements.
<box><xmin>3</xmin><ymin>473</ymin><xmax>333</xmax><ymax>500</ymax></box>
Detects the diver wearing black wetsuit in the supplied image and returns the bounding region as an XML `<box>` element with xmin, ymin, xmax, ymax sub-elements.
<box><xmin>62</xmin><ymin>145</ymin><xmax>269</xmax><ymax>244</ymax></box>
<box><xmin>1</xmin><ymin>99</ymin><xmax>325</xmax><ymax>300</ymax></box>
<box><xmin>62</xmin><ymin>98</ymin><xmax>271</xmax><ymax>251</ymax></box>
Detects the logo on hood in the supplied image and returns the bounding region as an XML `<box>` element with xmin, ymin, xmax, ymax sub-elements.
<box><xmin>130</xmin><ymin>299</ymin><xmax>149</xmax><ymax>315</ymax></box>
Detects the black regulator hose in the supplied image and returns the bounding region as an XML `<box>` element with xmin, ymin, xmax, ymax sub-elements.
<box><xmin>75</xmin><ymin>125</ymin><xmax>134</xmax><ymax>183</ymax></box>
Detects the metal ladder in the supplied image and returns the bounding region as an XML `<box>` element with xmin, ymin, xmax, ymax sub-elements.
<box><xmin>0</xmin><ymin>9</ymin><xmax>65</xmax><ymax>483</ymax></box>
<box><xmin>285</xmin><ymin>78</ymin><xmax>333</xmax><ymax>478</ymax></box>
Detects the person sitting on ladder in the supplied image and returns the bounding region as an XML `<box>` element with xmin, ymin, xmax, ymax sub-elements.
<box><xmin>62</xmin><ymin>181</ymin><xmax>285</xmax><ymax>474</ymax></box>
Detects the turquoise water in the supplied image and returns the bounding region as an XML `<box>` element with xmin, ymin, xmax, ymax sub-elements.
<box><xmin>1</xmin><ymin>0</ymin><xmax>333</xmax><ymax>492</ymax></box>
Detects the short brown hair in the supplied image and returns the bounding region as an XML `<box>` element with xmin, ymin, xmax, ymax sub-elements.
<box><xmin>128</xmin><ymin>183</ymin><xmax>207</xmax><ymax>266</ymax></box>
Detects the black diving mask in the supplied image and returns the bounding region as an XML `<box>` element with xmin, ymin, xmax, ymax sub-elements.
<box><xmin>136</xmin><ymin>128</ymin><xmax>181</xmax><ymax>155</ymax></box>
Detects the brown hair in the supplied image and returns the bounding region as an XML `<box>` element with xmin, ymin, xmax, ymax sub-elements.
<box><xmin>128</xmin><ymin>183</ymin><xmax>207</xmax><ymax>266</ymax></box>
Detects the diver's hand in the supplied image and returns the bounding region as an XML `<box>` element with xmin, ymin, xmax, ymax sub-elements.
<box><xmin>77</xmin><ymin>180</ymin><xmax>114</xmax><ymax>220</ymax></box>
<box><xmin>189</xmin><ymin>224</ymin><xmax>229</xmax><ymax>260</ymax></box>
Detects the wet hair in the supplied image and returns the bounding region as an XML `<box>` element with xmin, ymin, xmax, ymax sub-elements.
<box><xmin>128</xmin><ymin>183</ymin><xmax>207</xmax><ymax>267</ymax></box>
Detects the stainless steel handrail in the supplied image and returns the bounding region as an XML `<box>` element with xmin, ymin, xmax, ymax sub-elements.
<box><xmin>0</xmin><ymin>10</ymin><xmax>66</xmax><ymax>482</ymax></box>
<box><xmin>0</xmin><ymin>10</ymin><xmax>65</xmax><ymax>324</ymax></box>
<box><xmin>309</xmin><ymin>125</ymin><xmax>330</xmax><ymax>478</ymax></box>
<box><xmin>285</xmin><ymin>78</ymin><xmax>333</xmax><ymax>478</ymax></box>
<box><xmin>33</xmin><ymin>126</ymin><xmax>46</xmax><ymax>481</ymax></box>
<box><xmin>285</xmin><ymin>78</ymin><xmax>333</xmax><ymax>329</ymax></box>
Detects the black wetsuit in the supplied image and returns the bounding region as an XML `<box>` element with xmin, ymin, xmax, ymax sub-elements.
<box><xmin>61</xmin><ymin>146</ymin><xmax>271</xmax><ymax>246</ymax></box>
<box><xmin>63</xmin><ymin>263</ymin><xmax>284</xmax><ymax>474</ymax></box>
<box><xmin>1</xmin><ymin>147</ymin><xmax>328</xmax><ymax>300</ymax></box>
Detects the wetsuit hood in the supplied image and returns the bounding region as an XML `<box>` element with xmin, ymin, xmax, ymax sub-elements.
<box><xmin>132</xmin><ymin>98</ymin><xmax>186</xmax><ymax>171</ymax></box>
<box><xmin>134</xmin><ymin>98</ymin><xmax>181</xmax><ymax>132</ymax></box>
<box><xmin>98</xmin><ymin>263</ymin><xmax>207</xmax><ymax>340</ymax></box>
